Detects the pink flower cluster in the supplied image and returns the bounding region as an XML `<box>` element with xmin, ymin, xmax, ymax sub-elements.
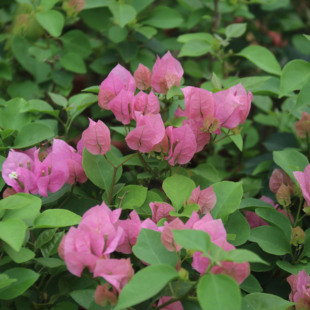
<box><xmin>287</xmin><ymin>270</ymin><xmax>310</xmax><ymax>309</ymax></box>
<box><xmin>95</xmin><ymin>51</ymin><xmax>252</xmax><ymax>166</ymax></box>
<box><xmin>60</xmin><ymin>186</ymin><xmax>249</xmax><ymax>305</ymax></box>
<box><xmin>2</xmin><ymin>139</ymin><xmax>87</xmax><ymax>197</ymax></box>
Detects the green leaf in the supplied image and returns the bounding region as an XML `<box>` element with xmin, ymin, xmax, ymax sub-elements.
<box><xmin>0</xmin><ymin>193</ymin><xmax>41</xmax><ymax>213</ymax></box>
<box><xmin>0</xmin><ymin>268</ymin><xmax>39</xmax><ymax>300</ymax></box>
<box><xmin>211</xmin><ymin>181</ymin><xmax>243</xmax><ymax>222</ymax></box>
<box><xmin>225</xmin><ymin>23</ymin><xmax>247</xmax><ymax>38</ymax></box>
<box><xmin>178</xmin><ymin>33</ymin><xmax>214</xmax><ymax>44</ymax></box>
<box><xmin>162</xmin><ymin>175</ymin><xmax>196</xmax><ymax>211</ymax></box>
<box><xmin>243</xmin><ymin>293</ymin><xmax>294</xmax><ymax>310</ymax></box>
<box><xmin>273</xmin><ymin>149</ymin><xmax>308</xmax><ymax>185</ymax></box>
<box><xmin>280</xmin><ymin>59</ymin><xmax>310</xmax><ymax>95</ymax></box>
<box><xmin>133</xmin><ymin>229</ymin><xmax>178</xmax><ymax>266</ymax></box>
<box><xmin>130</xmin><ymin>0</ymin><xmax>154</xmax><ymax>13</ymax></box>
<box><xmin>197</xmin><ymin>274</ymin><xmax>241</xmax><ymax>310</ymax></box>
<box><xmin>240</xmin><ymin>274</ymin><xmax>263</xmax><ymax>293</ymax></box>
<box><xmin>3</xmin><ymin>245</ymin><xmax>35</xmax><ymax>263</ymax></box>
<box><xmin>49</xmin><ymin>92</ymin><xmax>68</xmax><ymax>107</ymax></box>
<box><xmin>108</xmin><ymin>25</ymin><xmax>128</xmax><ymax>43</ymax></box>
<box><xmin>0</xmin><ymin>274</ymin><xmax>16</xmax><ymax>290</ymax></box>
<box><xmin>35</xmin><ymin>257</ymin><xmax>65</xmax><ymax>268</ymax></box>
<box><xmin>61</xmin><ymin>30</ymin><xmax>91</xmax><ymax>58</ymax></box>
<box><xmin>136</xmin><ymin>26</ymin><xmax>157</xmax><ymax>39</ymax></box>
<box><xmin>108</xmin><ymin>3</ymin><xmax>136</xmax><ymax>27</ymax></box>
<box><xmin>20</xmin><ymin>99</ymin><xmax>58</xmax><ymax>118</ymax></box>
<box><xmin>82</xmin><ymin>149</ymin><xmax>122</xmax><ymax>192</ymax></box>
<box><xmin>249</xmin><ymin>226</ymin><xmax>291</xmax><ymax>255</ymax></box>
<box><xmin>115</xmin><ymin>185</ymin><xmax>147</xmax><ymax>209</ymax></box>
<box><xmin>41</xmin><ymin>0</ymin><xmax>59</xmax><ymax>11</ymax></box>
<box><xmin>60</xmin><ymin>53</ymin><xmax>86</xmax><ymax>74</ymax></box>
<box><xmin>225</xmin><ymin>249</ymin><xmax>267</xmax><ymax>264</ymax></box>
<box><xmin>13</xmin><ymin>122</ymin><xmax>54</xmax><ymax>148</ymax></box>
<box><xmin>179</xmin><ymin>40</ymin><xmax>211</xmax><ymax>57</ymax></box>
<box><xmin>225</xmin><ymin>211</ymin><xmax>250</xmax><ymax>246</ymax></box>
<box><xmin>33</xmin><ymin>209</ymin><xmax>81</xmax><ymax>228</ymax></box>
<box><xmin>276</xmin><ymin>260</ymin><xmax>310</xmax><ymax>274</ymax></box>
<box><xmin>172</xmin><ymin>229</ymin><xmax>211</xmax><ymax>254</ymax></box>
<box><xmin>70</xmin><ymin>289</ymin><xmax>95</xmax><ymax>309</ymax></box>
<box><xmin>237</xmin><ymin>45</ymin><xmax>281</xmax><ymax>76</ymax></box>
<box><xmin>0</xmin><ymin>219</ymin><xmax>27</xmax><ymax>251</ymax></box>
<box><xmin>239</xmin><ymin>198</ymin><xmax>274</xmax><ymax>210</ymax></box>
<box><xmin>115</xmin><ymin>264</ymin><xmax>179</xmax><ymax>310</ymax></box>
<box><xmin>36</xmin><ymin>10</ymin><xmax>64</xmax><ymax>37</ymax></box>
<box><xmin>0</xmin><ymin>61</ymin><xmax>12</xmax><ymax>80</ymax></box>
<box><xmin>142</xmin><ymin>6</ymin><xmax>183</xmax><ymax>29</ymax></box>
<box><xmin>229</xmin><ymin>133</ymin><xmax>243</xmax><ymax>151</ymax></box>
<box><xmin>68</xmin><ymin>93</ymin><xmax>98</xmax><ymax>120</ymax></box>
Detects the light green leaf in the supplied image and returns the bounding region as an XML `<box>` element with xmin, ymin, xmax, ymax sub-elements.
<box><xmin>142</xmin><ymin>6</ymin><xmax>183</xmax><ymax>29</ymax></box>
<box><xmin>237</xmin><ymin>45</ymin><xmax>281</xmax><ymax>76</ymax></box>
<box><xmin>108</xmin><ymin>3</ymin><xmax>137</xmax><ymax>27</ymax></box>
<box><xmin>0</xmin><ymin>268</ymin><xmax>39</xmax><ymax>300</ymax></box>
<box><xmin>33</xmin><ymin>209</ymin><xmax>81</xmax><ymax>228</ymax></box>
<box><xmin>13</xmin><ymin>122</ymin><xmax>54</xmax><ymax>148</ymax></box>
<box><xmin>61</xmin><ymin>30</ymin><xmax>91</xmax><ymax>58</ymax></box>
<box><xmin>178</xmin><ymin>33</ymin><xmax>214</xmax><ymax>44</ymax></box>
<box><xmin>179</xmin><ymin>40</ymin><xmax>212</xmax><ymax>57</ymax></box>
<box><xmin>49</xmin><ymin>92</ymin><xmax>68</xmax><ymax>107</ymax></box>
<box><xmin>115</xmin><ymin>264</ymin><xmax>179</xmax><ymax>310</ymax></box>
<box><xmin>243</xmin><ymin>293</ymin><xmax>294</xmax><ymax>310</ymax></box>
<box><xmin>60</xmin><ymin>53</ymin><xmax>86</xmax><ymax>74</ymax></box>
<box><xmin>136</xmin><ymin>26</ymin><xmax>157</xmax><ymax>39</ymax></box>
<box><xmin>36</xmin><ymin>10</ymin><xmax>64</xmax><ymax>37</ymax></box>
<box><xmin>133</xmin><ymin>229</ymin><xmax>178</xmax><ymax>266</ymax></box>
<box><xmin>3</xmin><ymin>245</ymin><xmax>35</xmax><ymax>263</ymax></box>
<box><xmin>280</xmin><ymin>59</ymin><xmax>310</xmax><ymax>95</ymax></box>
<box><xmin>162</xmin><ymin>175</ymin><xmax>196</xmax><ymax>211</ymax></box>
<box><xmin>115</xmin><ymin>185</ymin><xmax>147</xmax><ymax>209</ymax></box>
<box><xmin>226</xmin><ymin>23</ymin><xmax>247</xmax><ymax>38</ymax></box>
<box><xmin>198</xmin><ymin>274</ymin><xmax>241</xmax><ymax>310</ymax></box>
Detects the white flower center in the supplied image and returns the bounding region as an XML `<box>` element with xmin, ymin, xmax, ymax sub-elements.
<box><xmin>9</xmin><ymin>171</ymin><xmax>18</xmax><ymax>179</ymax></box>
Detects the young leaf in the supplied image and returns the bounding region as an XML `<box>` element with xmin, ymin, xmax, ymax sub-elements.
<box><xmin>225</xmin><ymin>23</ymin><xmax>247</xmax><ymax>38</ymax></box>
<box><xmin>36</xmin><ymin>10</ymin><xmax>64</xmax><ymax>37</ymax></box>
<box><xmin>243</xmin><ymin>293</ymin><xmax>294</xmax><ymax>310</ymax></box>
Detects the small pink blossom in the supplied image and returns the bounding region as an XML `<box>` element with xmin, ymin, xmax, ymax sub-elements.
<box><xmin>287</xmin><ymin>270</ymin><xmax>310</xmax><ymax>309</ymax></box>
<box><xmin>187</xmin><ymin>186</ymin><xmax>216</xmax><ymax>214</ymax></box>
<box><xmin>126</xmin><ymin>113</ymin><xmax>165</xmax><ymax>153</ymax></box>
<box><xmin>165</xmin><ymin>125</ymin><xmax>197</xmax><ymax>166</ymax></box>
<box><xmin>108</xmin><ymin>89</ymin><xmax>134</xmax><ymax>125</ymax></box>
<box><xmin>150</xmin><ymin>202</ymin><xmax>175</xmax><ymax>223</ymax></box>
<box><xmin>214</xmin><ymin>83</ymin><xmax>252</xmax><ymax>129</ymax></box>
<box><xmin>295</xmin><ymin>112</ymin><xmax>310</xmax><ymax>139</ymax></box>
<box><xmin>157</xmin><ymin>296</ymin><xmax>184</xmax><ymax>310</ymax></box>
<box><xmin>182</xmin><ymin>86</ymin><xmax>215</xmax><ymax>122</ymax></box>
<box><xmin>95</xmin><ymin>284</ymin><xmax>117</xmax><ymax>306</ymax></box>
<box><xmin>98</xmin><ymin>64</ymin><xmax>136</xmax><ymax>109</ymax></box>
<box><xmin>94</xmin><ymin>258</ymin><xmax>134</xmax><ymax>293</ymax></box>
<box><xmin>134</xmin><ymin>64</ymin><xmax>152</xmax><ymax>90</ymax></box>
<box><xmin>81</xmin><ymin>119</ymin><xmax>111</xmax><ymax>155</ymax></box>
<box><xmin>161</xmin><ymin>218</ymin><xmax>186</xmax><ymax>252</ymax></box>
<box><xmin>294</xmin><ymin>165</ymin><xmax>310</xmax><ymax>206</ymax></box>
<box><xmin>151</xmin><ymin>51</ymin><xmax>183</xmax><ymax>94</ymax></box>
<box><xmin>130</xmin><ymin>91</ymin><xmax>160</xmax><ymax>119</ymax></box>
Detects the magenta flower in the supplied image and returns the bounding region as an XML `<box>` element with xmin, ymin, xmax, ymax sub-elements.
<box><xmin>182</xmin><ymin>86</ymin><xmax>215</xmax><ymax>122</ymax></box>
<box><xmin>130</xmin><ymin>91</ymin><xmax>160</xmax><ymax>119</ymax></box>
<box><xmin>81</xmin><ymin>119</ymin><xmax>111</xmax><ymax>155</ymax></box>
<box><xmin>294</xmin><ymin>165</ymin><xmax>310</xmax><ymax>206</ymax></box>
<box><xmin>134</xmin><ymin>63</ymin><xmax>152</xmax><ymax>91</ymax></box>
<box><xmin>151</xmin><ymin>51</ymin><xmax>184</xmax><ymax>94</ymax></box>
<box><xmin>187</xmin><ymin>186</ymin><xmax>216</xmax><ymax>215</ymax></box>
<box><xmin>150</xmin><ymin>202</ymin><xmax>175</xmax><ymax>223</ymax></box>
<box><xmin>108</xmin><ymin>89</ymin><xmax>134</xmax><ymax>125</ymax></box>
<box><xmin>287</xmin><ymin>270</ymin><xmax>310</xmax><ymax>309</ymax></box>
<box><xmin>214</xmin><ymin>83</ymin><xmax>252</xmax><ymax>129</ymax></box>
<box><xmin>94</xmin><ymin>258</ymin><xmax>134</xmax><ymax>293</ymax></box>
<box><xmin>165</xmin><ymin>125</ymin><xmax>197</xmax><ymax>166</ymax></box>
<box><xmin>98</xmin><ymin>64</ymin><xmax>136</xmax><ymax>109</ymax></box>
<box><xmin>125</xmin><ymin>113</ymin><xmax>165</xmax><ymax>153</ymax></box>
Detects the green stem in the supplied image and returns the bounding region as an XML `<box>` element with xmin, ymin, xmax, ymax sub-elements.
<box><xmin>108</xmin><ymin>167</ymin><xmax>118</xmax><ymax>205</ymax></box>
<box><xmin>214</xmin><ymin>134</ymin><xmax>234</xmax><ymax>144</ymax></box>
<box><xmin>138</xmin><ymin>152</ymin><xmax>154</xmax><ymax>175</ymax></box>
<box><xmin>116</xmin><ymin>153</ymin><xmax>138</xmax><ymax>168</ymax></box>
<box><xmin>294</xmin><ymin>198</ymin><xmax>304</xmax><ymax>227</ymax></box>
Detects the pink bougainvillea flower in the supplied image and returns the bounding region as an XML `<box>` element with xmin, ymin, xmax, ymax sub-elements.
<box><xmin>98</xmin><ymin>64</ymin><xmax>136</xmax><ymax>109</ymax></box>
<box><xmin>94</xmin><ymin>258</ymin><xmax>134</xmax><ymax>293</ymax></box>
<box><xmin>182</xmin><ymin>86</ymin><xmax>216</xmax><ymax>122</ymax></box>
<box><xmin>133</xmin><ymin>63</ymin><xmax>152</xmax><ymax>91</ymax></box>
<box><xmin>149</xmin><ymin>202</ymin><xmax>175</xmax><ymax>223</ymax></box>
<box><xmin>295</xmin><ymin>112</ymin><xmax>310</xmax><ymax>139</ymax></box>
<box><xmin>151</xmin><ymin>51</ymin><xmax>184</xmax><ymax>94</ymax></box>
<box><xmin>183</xmin><ymin>119</ymin><xmax>210</xmax><ymax>153</ymax></box>
<box><xmin>116</xmin><ymin>210</ymin><xmax>142</xmax><ymax>254</ymax></box>
<box><xmin>187</xmin><ymin>185</ymin><xmax>216</xmax><ymax>215</ymax></box>
<box><xmin>81</xmin><ymin>118</ymin><xmax>111</xmax><ymax>155</ymax></box>
<box><xmin>294</xmin><ymin>165</ymin><xmax>310</xmax><ymax>206</ymax></box>
<box><xmin>130</xmin><ymin>91</ymin><xmax>160</xmax><ymax>119</ymax></box>
<box><xmin>287</xmin><ymin>270</ymin><xmax>310</xmax><ymax>309</ymax></box>
<box><xmin>152</xmin><ymin>134</ymin><xmax>170</xmax><ymax>153</ymax></box>
<box><xmin>157</xmin><ymin>296</ymin><xmax>184</xmax><ymax>310</ymax></box>
<box><xmin>125</xmin><ymin>113</ymin><xmax>165</xmax><ymax>153</ymax></box>
<box><xmin>108</xmin><ymin>89</ymin><xmax>134</xmax><ymax>125</ymax></box>
<box><xmin>161</xmin><ymin>218</ymin><xmax>186</xmax><ymax>252</ymax></box>
<box><xmin>214</xmin><ymin>83</ymin><xmax>252</xmax><ymax>129</ymax></box>
<box><xmin>95</xmin><ymin>284</ymin><xmax>117</xmax><ymax>307</ymax></box>
<box><xmin>269</xmin><ymin>168</ymin><xmax>294</xmax><ymax>194</ymax></box>
<box><xmin>2</xmin><ymin>150</ymin><xmax>36</xmax><ymax>193</ymax></box>
<box><xmin>165</xmin><ymin>125</ymin><xmax>197</xmax><ymax>166</ymax></box>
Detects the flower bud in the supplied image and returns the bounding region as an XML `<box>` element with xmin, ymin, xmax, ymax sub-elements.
<box><xmin>276</xmin><ymin>184</ymin><xmax>291</xmax><ymax>207</ymax></box>
<box><xmin>291</xmin><ymin>226</ymin><xmax>306</xmax><ymax>247</ymax></box>
<box><xmin>295</xmin><ymin>112</ymin><xmax>310</xmax><ymax>139</ymax></box>
<box><xmin>133</xmin><ymin>64</ymin><xmax>152</xmax><ymax>90</ymax></box>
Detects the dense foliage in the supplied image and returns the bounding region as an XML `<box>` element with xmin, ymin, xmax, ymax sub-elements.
<box><xmin>0</xmin><ymin>0</ymin><xmax>310</xmax><ymax>309</ymax></box>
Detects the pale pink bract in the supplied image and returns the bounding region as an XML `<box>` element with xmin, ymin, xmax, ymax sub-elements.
<box><xmin>134</xmin><ymin>63</ymin><xmax>152</xmax><ymax>91</ymax></box>
<box><xmin>294</xmin><ymin>165</ymin><xmax>310</xmax><ymax>206</ymax></box>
